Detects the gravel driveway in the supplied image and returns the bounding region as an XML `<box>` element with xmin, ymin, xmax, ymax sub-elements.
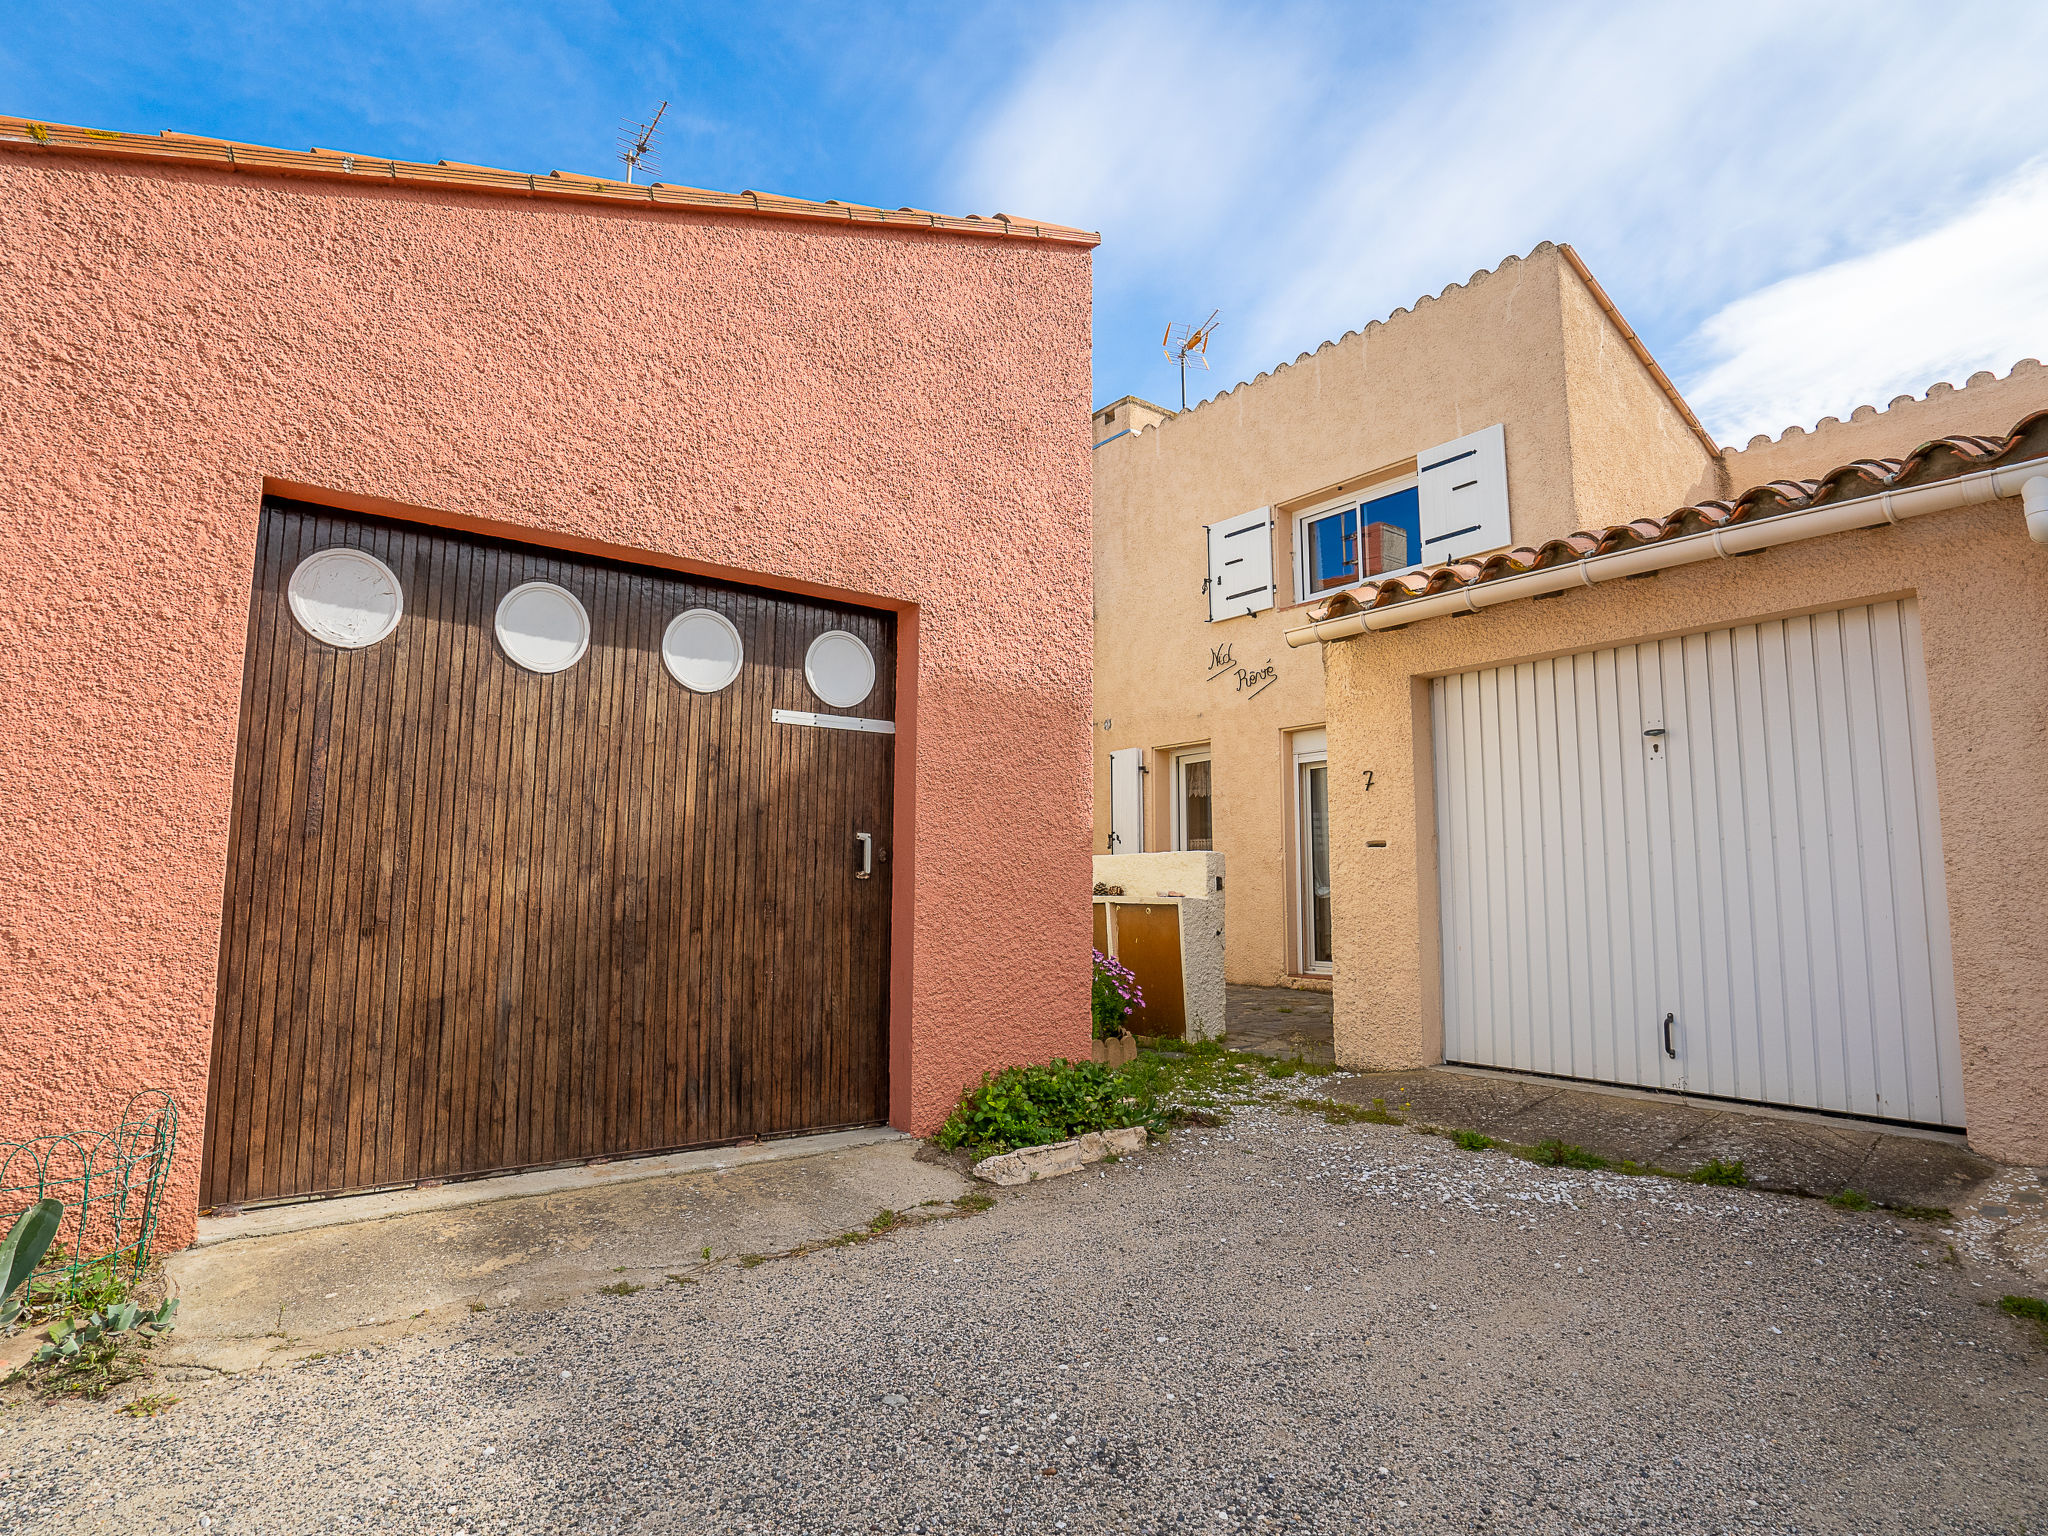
<box><xmin>6</xmin><ymin>1105</ymin><xmax>2044</xmax><ymax>1534</ymax></box>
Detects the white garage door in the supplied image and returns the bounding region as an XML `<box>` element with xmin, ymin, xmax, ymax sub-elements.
<box><xmin>1432</xmin><ymin>599</ymin><xmax>1964</xmax><ymax>1128</ymax></box>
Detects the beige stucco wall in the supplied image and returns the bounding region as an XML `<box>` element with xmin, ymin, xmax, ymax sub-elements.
<box><xmin>1557</xmin><ymin>268</ymin><xmax>1729</xmax><ymax>525</ymax></box>
<box><xmin>1091</xmin><ymin>243</ymin><xmax>1716</xmax><ymax>986</ymax></box>
<box><xmin>1318</xmin><ymin>497</ymin><xmax>2048</xmax><ymax>1164</ymax></box>
<box><xmin>1694</xmin><ymin>359</ymin><xmax>2048</xmax><ymax>499</ymax></box>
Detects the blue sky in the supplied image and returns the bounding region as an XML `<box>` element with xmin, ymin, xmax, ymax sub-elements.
<box><xmin>11</xmin><ymin>1</ymin><xmax>2048</xmax><ymax>444</ymax></box>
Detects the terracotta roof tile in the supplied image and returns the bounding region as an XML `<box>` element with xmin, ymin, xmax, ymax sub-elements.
<box><xmin>0</xmin><ymin>115</ymin><xmax>1101</xmax><ymax>249</ymax></box>
<box><xmin>1308</xmin><ymin>412</ymin><xmax>2048</xmax><ymax>624</ymax></box>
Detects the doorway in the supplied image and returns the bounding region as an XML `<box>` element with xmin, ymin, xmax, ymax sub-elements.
<box><xmin>202</xmin><ymin>499</ymin><xmax>896</xmax><ymax>1204</ymax></box>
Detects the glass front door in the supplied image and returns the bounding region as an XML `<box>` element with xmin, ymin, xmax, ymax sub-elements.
<box><xmin>1299</xmin><ymin>759</ymin><xmax>1332</xmax><ymax>972</ymax></box>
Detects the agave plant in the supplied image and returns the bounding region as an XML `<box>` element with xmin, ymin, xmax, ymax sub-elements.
<box><xmin>0</xmin><ymin>1198</ymin><xmax>63</xmax><ymax>1326</ymax></box>
<box><xmin>31</xmin><ymin>1297</ymin><xmax>178</xmax><ymax>1363</ymax></box>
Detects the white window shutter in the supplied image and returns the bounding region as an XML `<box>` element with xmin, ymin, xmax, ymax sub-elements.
<box><xmin>1417</xmin><ymin>423</ymin><xmax>1510</xmax><ymax>565</ymax></box>
<box><xmin>1205</xmin><ymin>507</ymin><xmax>1274</xmax><ymax>622</ymax></box>
<box><xmin>1108</xmin><ymin>748</ymin><xmax>1144</xmax><ymax>853</ymax></box>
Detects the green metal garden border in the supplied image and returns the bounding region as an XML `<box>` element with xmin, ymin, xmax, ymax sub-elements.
<box><xmin>0</xmin><ymin>1091</ymin><xmax>178</xmax><ymax>1284</ymax></box>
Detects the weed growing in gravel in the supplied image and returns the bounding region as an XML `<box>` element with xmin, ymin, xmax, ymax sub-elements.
<box><xmin>1519</xmin><ymin>1140</ymin><xmax>1611</xmax><ymax>1171</ymax></box>
<box><xmin>1828</xmin><ymin>1189</ymin><xmax>1873</xmax><ymax>1211</ymax></box>
<box><xmin>1450</xmin><ymin>1130</ymin><xmax>1496</xmax><ymax>1151</ymax></box>
<box><xmin>1888</xmin><ymin>1203</ymin><xmax>1952</xmax><ymax>1222</ymax></box>
<box><xmin>1118</xmin><ymin>1044</ymin><xmax>1271</xmax><ymax>1124</ymax></box>
<box><xmin>598</xmin><ymin>1281</ymin><xmax>645</xmax><ymax>1296</ymax></box>
<box><xmin>1998</xmin><ymin>1295</ymin><xmax>2048</xmax><ymax>1345</ymax></box>
<box><xmin>726</xmin><ymin>1196</ymin><xmax>1000</xmax><ymax>1275</ymax></box>
<box><xmin>118</xmin><ymin>1392</ymin><xmax>178</xmax><ymax>1418</ymax></box>
<box><xmin>3</xmin><ymin>1264</ymin><xmax>179</xmax><ymax>1402</ymax></box>
<box><xmin>1687</xmin><ymin>1158</ymin><xmax>1750</xmax><ymax>1188</ymax></box>
<box><xmin>1305</xmin><ymin>1097</ymin><xmax>1405</xmax><ymax>1126</ymax></box>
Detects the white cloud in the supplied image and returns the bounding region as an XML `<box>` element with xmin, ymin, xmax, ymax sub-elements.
<box><xmin>949</xmin><ymin>2</ymin><xmax>1311</xmax><ymax>259</ymax></box>
<box><xmin>948</xmin><ymin>0</ymin><xmax>2048</xmax><ymax>418</ymax></box>
<box><xmin>1677</xmin><ymin>162</ymin><xmax>2048</xmax><ymax>444</ymax></box>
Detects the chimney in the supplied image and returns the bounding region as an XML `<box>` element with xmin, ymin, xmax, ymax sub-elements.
<box><xmin>1091</xmin><ymin>395</ymin><xmax>1177</xmax><ymax>446</ymax></box>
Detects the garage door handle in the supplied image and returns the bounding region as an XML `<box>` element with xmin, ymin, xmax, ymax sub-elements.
<box><xmin>855</xmin><ymin>832</ymin><xmax>873</xmax><ymax>880</ymax></box>
<box><xmin>1663</xmin><ymin>1012</ymin><xmax>1677</xmax><ymax>1059</ymax></box>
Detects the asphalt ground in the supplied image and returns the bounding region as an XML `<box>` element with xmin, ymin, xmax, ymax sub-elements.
<box><xmin>4</xmin><ymin>1104</ymin><xmax>2044</xmax><ymax>1535</ymax></box>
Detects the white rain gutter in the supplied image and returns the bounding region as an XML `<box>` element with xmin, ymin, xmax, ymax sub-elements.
<box><xmin>1286</xmin><ymin>458</ymin><xmax>2048</xmax><ymax>647</ymax></box>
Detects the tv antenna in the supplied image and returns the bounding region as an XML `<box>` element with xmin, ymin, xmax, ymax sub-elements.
<box><xmin>618</xmin><ymin>101</ymin><xmax>668</xmax><ymax>184</ymax></box>
<box><xmin>1162</xmin><ymin>309</ymin><xmax>1220</xmax><ymax>410</ymax></box>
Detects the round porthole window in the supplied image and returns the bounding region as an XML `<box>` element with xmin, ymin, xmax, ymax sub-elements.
<box><xmin>495</xmin><ymin>582</ymin><xmax>590</xmax><ymax>674</ymax></box>
<box><xmin>804</xmin><ymin>629</ymin><xmax>876</xmax><ymax>709</ymax></box>
<box><xmin>287</xmin><ymin>548</ymin><xmax>403</xmax><ymax>650</ymax></box>
<box><xmin>662</xmin><ymin>609</ymin><xmax>744</xmax><ymax>693</ymax></box>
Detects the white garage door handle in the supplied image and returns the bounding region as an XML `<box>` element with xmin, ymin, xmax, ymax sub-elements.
<box><xmin>855</xmin><ymin>832</ymin><xmax>873</xmax><ymax>879</ymax></box>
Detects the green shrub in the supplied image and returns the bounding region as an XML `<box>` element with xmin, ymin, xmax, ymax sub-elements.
<box><xmin>1687</xmin><ymin>1158</ymin><xmax>1749</xmax><ymax>1188</ymax></box>
<box><xmin>1828</xmin><ymin>1188</ymin><xmax>1872</xmax><ymax>1211</ymax></box>
<box><xmin>1451</xmin><ymin>1129</ymin><xmax>1495</xmax><ymax>1151</ymax></box>
<box><xmin>935</xmin><ymin>1059</ymin><xmax>1160</xmax><ymax>1156</ymax></box>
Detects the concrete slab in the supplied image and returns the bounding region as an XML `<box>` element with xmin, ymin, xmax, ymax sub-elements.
<box><xmin>1327</xmin><ymin>1067</ymin><xmax>1996</xmax><ymax>1210</ymax></box>
<box><xmin>196</xmin><ymin>1126</ymin><xmax>907</xmax><ymax>1245</ymax></box>
<box><xmin>1662</xmin><ymin>1116</ymin><xmax>1880</xmax><ymax>1195</ymax></box>
<box><xmin>160</xmin><ymin>1133</ymin><xmax>970</xmax><ymax>1374</ymax></box>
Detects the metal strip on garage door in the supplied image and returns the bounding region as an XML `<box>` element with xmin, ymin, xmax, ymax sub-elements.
<box><xmin>201</xmin><ymin>499</ymin><xmax>895</xmax><ymax>1204</ymax></box>
<box><xmin>1431</xmin><ymin>600</ymin><xmax>1964</xmax><ymax>1128</ymax></box>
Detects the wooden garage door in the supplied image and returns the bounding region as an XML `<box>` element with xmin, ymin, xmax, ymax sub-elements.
<box><xmin>1432</xmin><ymin>600</ymin><xmax>1965</xmax><ymax>1128</ymax></box>
<box><xmin>201</xmin><ymin>499</ymin><xmax>894</xmax><ymax>1204</ymax></box>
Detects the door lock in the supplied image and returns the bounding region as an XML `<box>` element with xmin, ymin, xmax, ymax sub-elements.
<box><xmin>855</xmin><ymin>832</ymin><xmax>873</xmax><ymax>879</ymax></box>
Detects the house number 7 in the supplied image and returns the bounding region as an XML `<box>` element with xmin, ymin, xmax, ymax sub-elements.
<box><xmin>1361</xmin><ymin>769</ymin><xmax>1374</xmax><ymax>791</ymax></box>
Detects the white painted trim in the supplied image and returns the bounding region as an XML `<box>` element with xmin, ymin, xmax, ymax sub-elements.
<box><xmin>1108</xmin><ymin>747</ymin><xmax>1145</xmax><ymax>853</ymax></box>
<box><xmin>1291</xmin><ymin>474</ymin><xmax>1421</xmax><ymax>602</ymax></box>
<box><xmin>1296</xmin><ymin>753</ymin><xmax>1333</xmax><ymax>975</ymax></box>
<box><xmin>804</xmin><ymin>629</ymin><xmax>877</xmax><ymax>708</ymax></box>
<box><xmin>494</xmin><ymin>580</ymin><xmax>591</xmax><ymax>674</ymax></box>
<box><xmin>771</xmin><ymin>708</ymin><xmax>896</xmax><ymax>734</ymax></box>
<box><xmin>661</xmin><ymin>608</ymin><xmax>745</xmax><ymax>692</ymax></box>
<box><xmin>287</xmin><ymin>547</ymin><xmax>404</xmax><ymax>650</ymax></box>
<box><xmin>1169</xmin><ymin>748</ymin><xmax>1212</xmax><ymax>852</ymax></box>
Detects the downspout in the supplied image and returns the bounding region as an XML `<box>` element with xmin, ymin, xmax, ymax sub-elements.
<box><xmin>1286</xmin><ymin>459</ymin><xmax>2048</xmax><ymax>647</ymax></box>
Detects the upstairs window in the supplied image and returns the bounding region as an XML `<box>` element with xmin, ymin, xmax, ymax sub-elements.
<box><xmin>1296</xmin><ymin>482</ymin><xmax>1421</xmax><ymax>597</ymax></box>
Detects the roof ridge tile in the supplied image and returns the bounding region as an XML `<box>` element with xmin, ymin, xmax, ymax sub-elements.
<box><xmin>0</xmin><ymin>114</ymin><xmax>1101</xmax><ymax>249</ymax></box>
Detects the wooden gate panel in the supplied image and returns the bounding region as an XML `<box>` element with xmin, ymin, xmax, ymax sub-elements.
<box><xmin>203</xmin><ymin>502</ymin><xmax>894</xmax><ymax>1204</ymax></box>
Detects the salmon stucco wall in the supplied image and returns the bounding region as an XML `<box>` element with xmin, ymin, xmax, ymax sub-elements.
<box><xmin>1317</xmin><ymin>498</ymin><xmax>2048</xmax><ymax>1165</ymax></box>
<box><xmin>0</xmin><ymin>150</ymin><xmax>1095</xmax><ymax>1246</ymax></box>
